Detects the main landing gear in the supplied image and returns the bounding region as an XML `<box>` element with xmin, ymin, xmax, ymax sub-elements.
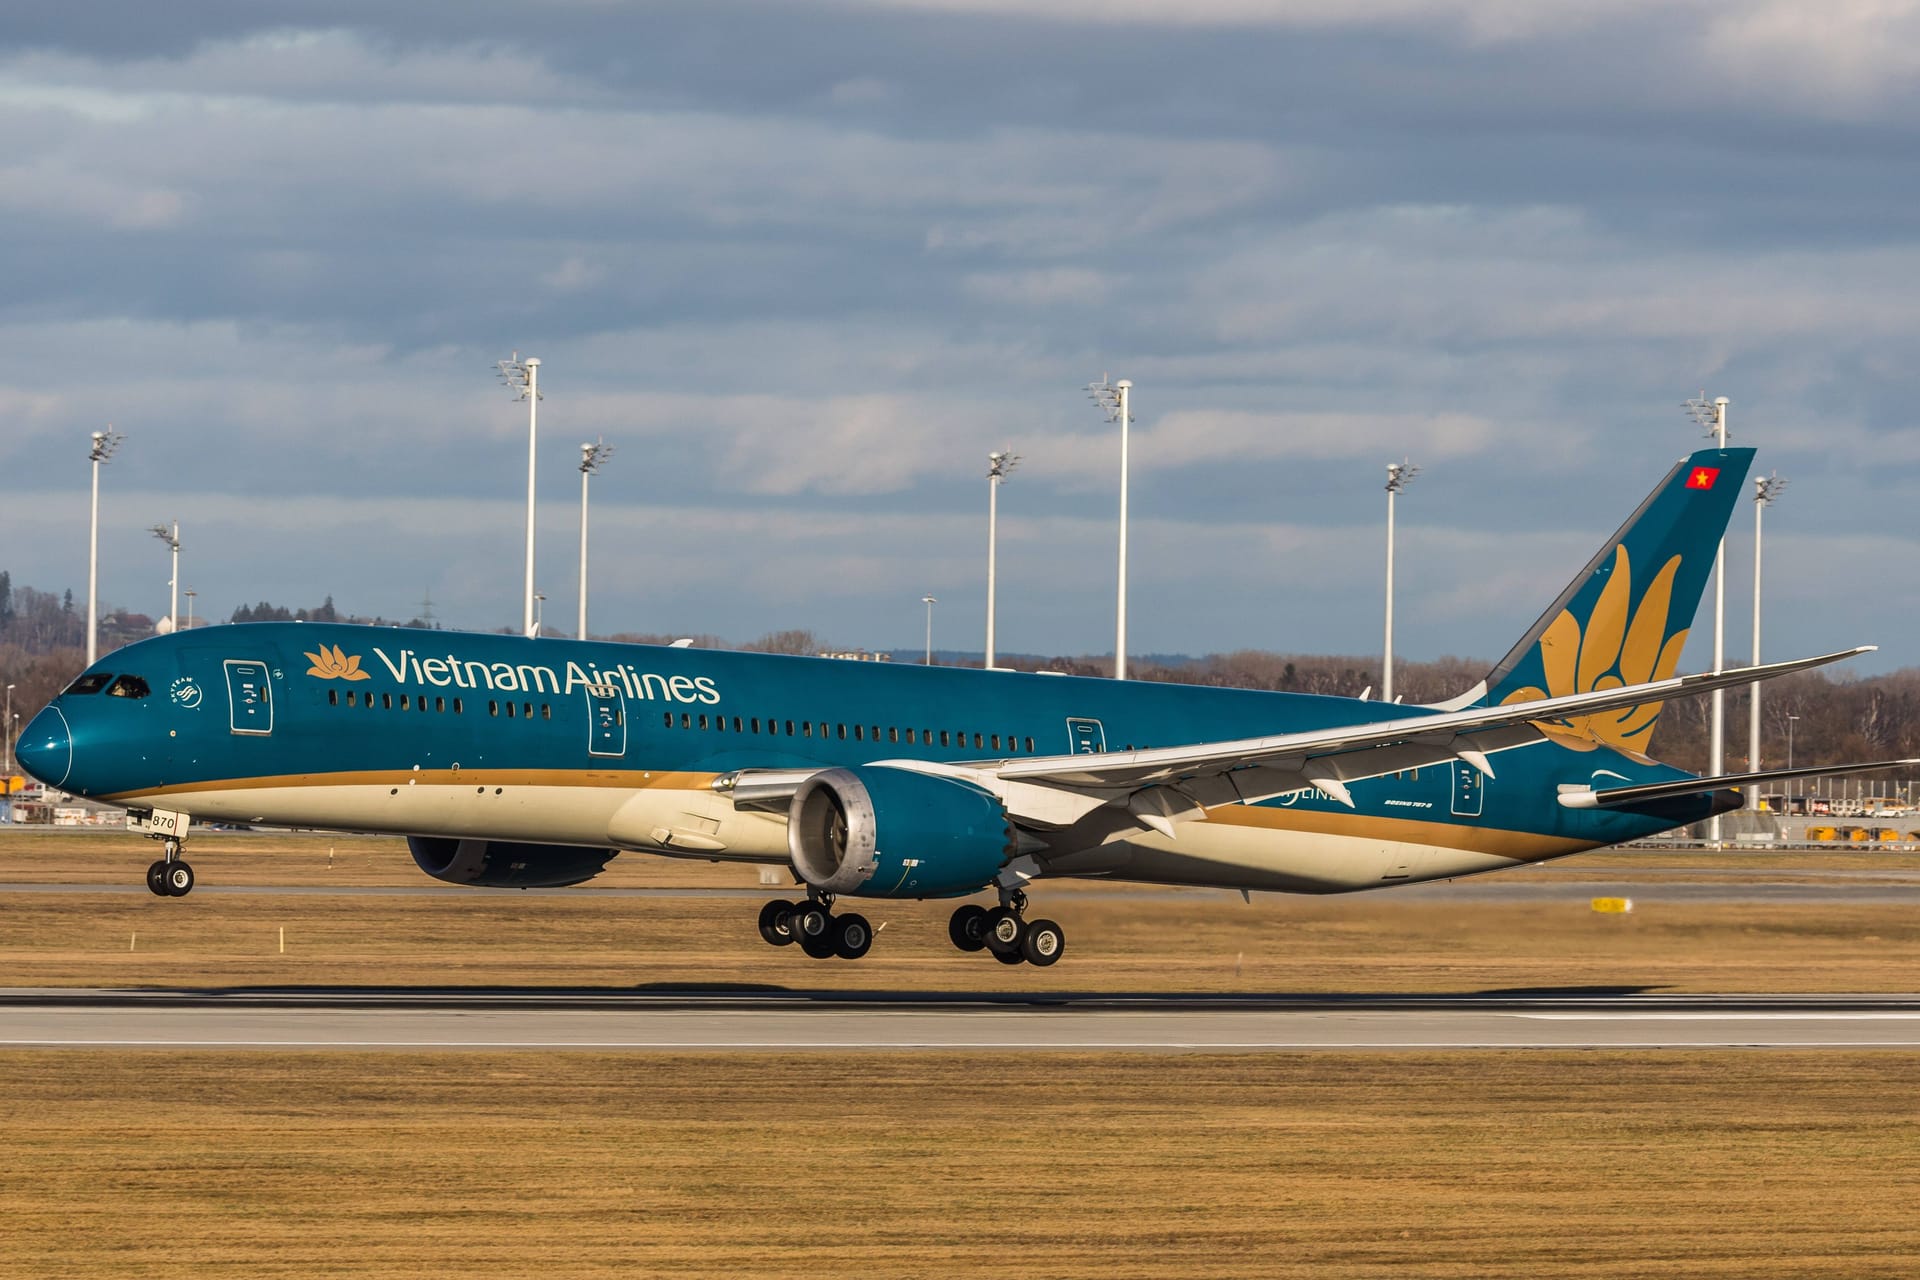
<box><xmin>757</xmin><ymin>892</ymin><xmax>873</xmax><ymax>961</ymax></box>
<box><xmin>145</xmin><ymin>838</ymin><xmax>196</xmax><ymax>898</ymax></box>
<box><xmin>947</xmin><ymin>888</ymin><xmax>1064</xmax><ymax>967</ymax></box>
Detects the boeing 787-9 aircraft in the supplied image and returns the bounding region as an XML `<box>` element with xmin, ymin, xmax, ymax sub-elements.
<box><xmin>15</xmin><ymin>446</ymin><xmax>1910</xmax><ymax>965</ymax></box>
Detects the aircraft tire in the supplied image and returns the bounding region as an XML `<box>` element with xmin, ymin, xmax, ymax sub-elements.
<box><xmin>799</xmin><ymin>926</ymin><xmax>837</xmax><ymax>959</ymax></box>
<box><xmin>758</xmin><ymin>898</ymin><xmax>798</xmax><ymax>946</ymax></box>
<box><xmin>947</xmin><ymin>904</ymin><xmax>989</xmax><ymax>952</ymax></box>
<box><xmin>833</xmin><ymin>913</ymin><xmax>874</xmax><ymax>960</ymax></box>
<box><xmin>1020</xmin><ymin>919</ymin><xmax>1065</xmax><ymax>967</ymax></box>
<box><xmin>983</xmin><ymin>907</ymin><xmax>1023</xmax><ymax>956</ymax></box>
<box><xmin>164</xmin><ymin>861</ymin><xmax>195</xmax><ymax>897</ymax></box>
<box><xmin>145</xmin><ymin>861</ymin><xmax>169</xmax><ymax>896</ymax></box>
<box><xmin>993</xmin><ymin>946</ymin><xmax>1025</xmax><ymax>965</ymax></box>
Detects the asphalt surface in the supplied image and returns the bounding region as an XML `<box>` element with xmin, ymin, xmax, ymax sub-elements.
<box><xmin>4</xmin><ymin>988</ymin><xmax>1919</xmax><ymax>1050</ymax></box>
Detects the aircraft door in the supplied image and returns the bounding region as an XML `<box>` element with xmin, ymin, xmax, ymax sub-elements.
<box><xmin>585</xmin><ymin>682</ymin><xmax>626</xmax><ymax>757</ymax></box>
<box><xmin>224</xmin><ymin>659</ymin><xmax>274</xmax><ymax>736</ymax></box>
<box><xmin>1451</xmin><ymin>760</ymin><xmax>1484</xmax><ymax>817</ymax></box>
<box><xmin>1066</xmin><ymin>718</ymin><xmax>1106</xmax><ymax>754</ymax></box>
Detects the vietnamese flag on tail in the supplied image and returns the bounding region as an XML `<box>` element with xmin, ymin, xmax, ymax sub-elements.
<box><xmin>1686</xmin><ymin>466</ymin><xmax>1720</xmax><ymax>490</ymax></box>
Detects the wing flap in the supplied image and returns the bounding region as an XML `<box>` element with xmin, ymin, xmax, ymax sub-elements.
<box><xmin>1559</xmin><ymin>757</ymin><xmax>1920</xmax><ymax>810</ymax></box>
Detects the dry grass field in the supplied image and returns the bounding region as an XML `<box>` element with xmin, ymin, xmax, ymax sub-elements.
<box><xmin>3</xmin><ymin>830</ymin><xmax>1920</xmax><ymax>992</ymax></box>
<box><xmin>5</xmin><ymin>831</ymin><xmax>1919</xmax><ymax>1277</ymax></box>
<box><xmin>3</xmin><ymin>1050</ymin><xmax>1918</xmax><ymax>1279</ymax></box>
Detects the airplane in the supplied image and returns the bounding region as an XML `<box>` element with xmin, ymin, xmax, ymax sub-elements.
<box><xmin>14</xmin><ymin>445</ymin><xmax>1913</xmax><ymax>966</ymax></box>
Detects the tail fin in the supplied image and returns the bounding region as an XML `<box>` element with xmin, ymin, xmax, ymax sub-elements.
<box><xmin>1466</xmin><ymin>447</ymin><xmax>1755</xmax><ymax>756</ymax></box>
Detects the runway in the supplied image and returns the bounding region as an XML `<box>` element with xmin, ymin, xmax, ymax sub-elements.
<box><xmin>5</xmin><ymin>988</ymin><xmax>1920</xmax><ymax>1050</ymax></box>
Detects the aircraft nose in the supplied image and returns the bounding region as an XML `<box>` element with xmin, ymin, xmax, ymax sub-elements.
<box><xmin>16</xmin><ymin>707</ymin><xmax>73</xmax><ymax>789</ymax></box>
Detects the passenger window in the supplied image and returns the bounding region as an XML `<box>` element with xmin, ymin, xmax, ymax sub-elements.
<box><xmin>785</xmin><ymin>720</ymin><xmax>795</xmax><ymax>736</ymax></box>
<box><xmin>436</xmin><ymin>697</ymin><xmax>446</xmax><ymax>713</ymax></box>
<box><xmin>802</xmin><ymin>721</ymin><xmax>812</xmax><ymax>738</ymax></box>
<box><xmin>453</xmin><ymin>698</ymin><xmax>463</xmax><ymax>715</ymax></box>
<box><xmin>523</xmin><ymin>702</ymin><xmax>532</xmax><ymax>719</ymax></box>
<box><xmin>1024</xmin><ymin>736</ymin><xmax>1034</xmax><ymax>753</ymax></box>
<box><xmin>939</xmin><ymin>730</ymin><xmax>949</xmax><ymax>747</ymax></box>
<box><xmin>889</xmin><ymin>727</ymin><xmax>898</xmax><ymax>744</ymax></box>
<box><xmin>680</xmin><ymin>713</ymin><xmax>691</xmax><ymax>728</ymax></box>
<box><xmin>991</xmin><ymin>734</ymin><xmax>1000</xmax><ymax>751</ymax></box>
<box><xmin>506</xmin><ymin>701</ymin><xmax>517</xmax><ymax>719</ymax></box>
<box><xmin>542</xmin><ymin>704</ymin><xmax>551</xmax><ymax>720</ymax></box>
<box><xmin>837</xmin><ymin>724</ymin><xmax>846</xmax><ymax>741</ymax></box>
<box><xmin>733</xmin><ymin>716</ymin><xmax>743</xmax><ymax>733</ymax></box>
<box><xmin>329</xmin><ymin>689</ymin><xmax>339</xmax><ymax>707</ymax></box>
<box><xmin>381</xmin><ymin>693</ymin><xmax>393</xmax><ymax>710</ymax></box>
<box><xmin>399</xmin><ymin>694</ymin><xmax>409</xmax><ymax>710</ymax></box>
<box><xmin>664</xmin><ymin>712</ymin><xmax>674</xmax><ymax>728</ymax></box>
<box><xmin>64</xmin><ymin>672</ymin><xmax>113</xmax><ymax>696</ymax></box>
<box><xmin>699</xmin><ymin>714</ymin><xmax>709</xmax><ymax>730</ymax></box>
<box><xmin>853</xmin><ymin>725</ymin><xmax>863</xmax><ymax>741</ymax></box>
<box><xmin>751</xmin><ymin>718</ymin><xmax>760</xmax><ymax>734</ymax></box>
<box><xmin>818</xmin><ymin>722</ymin><xmax>828</xmax><ymax>739</ymax></box>
<box><xmin>489</xmin><ymin>700</ymin><xmax>499</xmax><ymax>716</ymax></box>
<box><xmin>973</xmin><ymin>733</ymin><xmax>983</xmax><ymax>750</ymax></box>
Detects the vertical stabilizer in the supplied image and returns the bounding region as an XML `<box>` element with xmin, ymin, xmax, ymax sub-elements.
<box><xmin>1469</xmin><ymin>447</ymin><xmax>1755</xmax><ymax>756</ymax></box>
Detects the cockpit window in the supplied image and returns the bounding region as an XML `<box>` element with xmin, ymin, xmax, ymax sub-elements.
<box><xmin>107</xmin><ymin>675</ymin><xmax>152</xmax><ymax>699</ymax></box>
<box><xmin>65</xmin><ymin>673</ymin><xmax>113</xmax><ymax>696</ymax></box>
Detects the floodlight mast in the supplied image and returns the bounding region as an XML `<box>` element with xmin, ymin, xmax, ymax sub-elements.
<box><xmin>1749</xmin><ymin>473</ymin><xmax>1786</xmax><ymax>810</ymax></box>
<box><xmin>498</xmin><ymin>353</ymin><xmax>543</xmax><ymax>638</ymax></box>
<box><xmin>578</xmin><ymin>439</ymin><xmax>614</xmax><ymax>641</ymax></box>
<box><xmin>149</xmin><ymin>521</ymin><xmax>180</xmax><ymax>635</ymax></box>
<box><xmin>1382</xmin><ymin>460</ymin><xmax>1419</xmax><ymax>704</ymax></box>
<box><xmin>86</xmin><ymin>426</ymin><xmax>124</xmax><ymax>665</ymax></box>
<box><xmin>985</xmin><ymin>449</ymin><xmax>1020</xmax><ymax>669</ymax></box>
<box><xmin>1683</xmin><ymin>391</ymin><xmax>1730</xmax><ymax>842</ymax></box>
<box><xmin>1087</xmin><ymin>376</ymin><xmax>1132</xmax><ymax>679</ymax></box>
<box><xmin>922</xmin><ymin>595</ymin><xmax>937</xmax><ymax>666</ymax></box>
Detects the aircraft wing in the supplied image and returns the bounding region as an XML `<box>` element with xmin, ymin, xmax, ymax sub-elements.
<box><xmin>989</xmin><ymin>647</ymin><xmax>1871</xmax><ymax>811</ymax></box>
<box><xmin>1557</xmin><ymin>757</ymin><xmax>1920</xmax><ymax>810</ymax></box>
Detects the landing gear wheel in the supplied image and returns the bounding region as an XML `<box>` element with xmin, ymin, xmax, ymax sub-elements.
<box><xmin>793</xmin><ymin>905</ymin><xmax>836</xmax><ymax>959</ymax></box>
<box><xmin>983</xmin><ymin>907</ymin><xmax>1024</xmax><ymax>956</ymax></box>
<box><xmin>758</xmin><ymin>898</ymin><xmax>798</xmax><ymax>946</ymax></box>
<box><xmin>948</xmin><ymin>904</ymin><xmax>989</xmax><ymax>953</ymax></box>
<box><xmin>145</xmin><ymin>861</ymin><xmax>169</xmax><ymax>896</ymax></box>
<box><xmin>993</xmin><ymin>947</ymin><xmax>1026</xmax><ymax>965</ymax></box>
<box><xmin>1020</xmin><ymin>919</ymin><xmax>1065</xmax><ymax>967</ymax></box>
<box><xmin>162</xmin><ymin>861</ymin><xmax>195</xmax><ymax>897</ymax></box>
<box><xmin>833</xmin><ymin>913</ymin><xmax>874</xmax><ymax>960</ymax></box>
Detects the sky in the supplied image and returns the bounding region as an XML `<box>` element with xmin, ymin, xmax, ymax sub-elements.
<box><xmin>2</xmin><ymin>0</ymin><xmax>1917</xmax><ymax>676</ymax></box>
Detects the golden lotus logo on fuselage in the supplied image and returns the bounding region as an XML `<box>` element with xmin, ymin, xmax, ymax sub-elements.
<box><xmin>305</xmin><ymin>645</ymin><xmax>371</xmax><ymax>681</ymax></box>
<box><xmin>1500</xmin><ymin>545</ymin><xmax>1686</xmax><ymax>754</ymax></box>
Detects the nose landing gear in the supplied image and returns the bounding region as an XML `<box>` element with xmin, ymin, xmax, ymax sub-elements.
<box><xmin>949</xmin><ymin>889</ymin><xmax>1065</xmax><ymax>967</ymax></box>
<box><xmin>145</xmin><ymin>838</ymin><xmax>195</xmax><ymax>898</ymax></box>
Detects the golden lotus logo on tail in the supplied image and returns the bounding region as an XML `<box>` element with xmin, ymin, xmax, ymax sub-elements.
<box><xmin>305</xmin><ymin>645</ymin><xmax>372</xmax><ymax>681</ymax></box>
<box><xmin>1500</xmin><ymin>546</ymin><xmax>1687</xmax><ymax>753</ymax></box>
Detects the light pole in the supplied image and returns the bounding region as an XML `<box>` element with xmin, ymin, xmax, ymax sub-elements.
<box><xmin>4</xmin><ymin>684</ymin><xmax>13</xmax><ymax>776</ymax></box>
<box><xmin>578</xmin><ymin>439</ymin><xmax>613</xmax><ymax>641</ymax></box>
<box><xmin>183</xmin><ymin>588</ymin><xmax>196</xmax><ymax>632</ymax></box>
<box><xmin>1748</xmin><ymin>473</ymin><xmax>1786</xmax><ymax>811</ymax></box>
<box><xmin>1684</xmin><ymin>392</ymin><xmax>1729</xmax><ymax>841</ymax></box>
<box><xmin>922</xmin><ymin>595</ymin><xmax>937</xmax><ymax>666</ymax></box>
<box><xmin>86</xmin><ymin>426</ymin><xmax>124</xmax><ymax>665</ymax></box>
<box><xmin>985</xmin><ymin>449</ymin><xmax>1019</xmax><ymax>670</ymax></box>
<box><xmin>533</xmin><ymin>591</ymin><xmax>546</xmax><ymax>638</ymax></box>
<box><xmin>498</xmin><ymin>353</ymin><xmax>542</xmax><ymax>638</ymax></box>
<box><xmin>149</xmin><ymin>520</ymin><xmax>180</xmax><ymax>633</ymax></box>
<box><xmin>1087</xmin><ymin>376</ymin><xmax>1132</xmax><ymax>678</ymax></box>
<box><xmin>1383</xmin><ymin>460</ymin><xmax>1420</xmax><ymax>703</ymax></box>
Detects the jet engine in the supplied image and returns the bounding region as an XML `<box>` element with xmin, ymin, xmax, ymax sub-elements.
<box><xmin>787</xmin><ymin>765</ymin><xmax>1015</xmax><ymax>898</ymax></box>
<box><xmin>407</xmin><ymin>837</ymin><xmax>619</xmax><ymax>888</ymax></box>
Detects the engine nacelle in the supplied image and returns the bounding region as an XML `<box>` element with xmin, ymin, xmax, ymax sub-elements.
<box><xmin>787</xmin><ymin>765</ymin><xmax>1014</xmax><ymax>898</ymax></box>
<box><xmin>407</xmin><ymin>837</ymin><xmax>619</xmax><ymax>888</ymax></box>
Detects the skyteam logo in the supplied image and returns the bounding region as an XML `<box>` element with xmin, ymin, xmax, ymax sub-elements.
<box><xmin>169</xmin><ymin>677</ymin><xmax>203</xmax><ymax>709</ymax></box>
<box><xmin>302</xmin><ymin>644</ymin><xmax>722</xmax><ymax>705</ymax></box>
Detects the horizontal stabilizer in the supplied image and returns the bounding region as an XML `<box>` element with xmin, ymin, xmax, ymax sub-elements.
<box><xmin>1558</xmin><ymin>758</ymin><xmax>1920</xmax><ymax>810</ymax></box>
